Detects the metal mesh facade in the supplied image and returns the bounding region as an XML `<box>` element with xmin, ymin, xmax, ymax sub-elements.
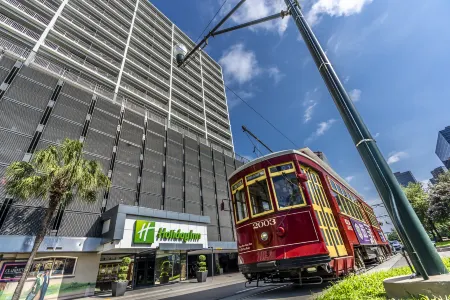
<box><xmin>0</xmin><ymin>0</ymin><xmax>247</xmax><ymax>243</ymax></box>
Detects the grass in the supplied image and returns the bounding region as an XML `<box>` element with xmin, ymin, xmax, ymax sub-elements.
<box><xmin>436</xmin><ymin>241</ymin><xmax>450</xmax><ymax>247</ymax></box>
<box><xmin>316</xmin><ymin>258</ymin><xmax>450</xmax><ymax>300</ymax></box>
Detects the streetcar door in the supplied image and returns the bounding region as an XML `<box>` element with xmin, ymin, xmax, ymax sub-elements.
<box><xmin>301</xmin><ymin>167</ymin><xmax>348</xmax><ymax>257</ymax></box>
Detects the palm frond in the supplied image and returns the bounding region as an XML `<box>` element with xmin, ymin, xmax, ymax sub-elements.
<box><xmin>32</xmin><ymin>145</ymin><xmax>60</xmax><ymax>174</ymax></box>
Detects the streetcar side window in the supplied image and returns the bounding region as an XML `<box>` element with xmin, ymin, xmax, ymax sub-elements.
<box><xmin>245</xmin><ymin>170</ymin><xmax>274</xmax><ymax>217</ymax></box>
<box><xmin>269</xmin><ymin>162</ymin><xmax>306</xmax><ymax>210</ymax></box>
<box><xmin>231</xmin><ymin>179</ymin><xmax>249</xmax><ymax>223</ymax></box>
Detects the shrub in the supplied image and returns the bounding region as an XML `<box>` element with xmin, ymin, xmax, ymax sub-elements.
<box><xmin>116</xmin><ymin>257</ymin><xmax>130</xmax><ymax>282</ymax></box>
<box><xmin>198</xmin><ymin>255</ymin><xmax>207</xmax><ymax>272</ymax></box>
<box><xmin>317</xmin><ymin>258</ymin><xmax>450</xmax><ymax>300</ymax></box>
<box><xmin>160</xmin><ymin>260</ymin><xmax>171</xmax><ymax>279</ymax></box>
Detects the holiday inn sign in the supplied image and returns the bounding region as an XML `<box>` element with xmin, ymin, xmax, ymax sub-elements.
<box><xmin>133</xmin><ymin>220</ymin><xmax>202</xmax><ymax>244</ymax></box>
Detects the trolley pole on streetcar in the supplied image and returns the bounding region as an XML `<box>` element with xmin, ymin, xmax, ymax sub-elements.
<box><xmin>284</xmin><ymin>0</ymin><xmax>446</xmax><ymax>276</ymax></box>
<box><xmin>172</xmin><ymin>0</ymin><xmax>448</xmax><ymax>277</ymax></box>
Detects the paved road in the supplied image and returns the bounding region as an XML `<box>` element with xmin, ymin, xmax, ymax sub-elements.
<box><xmin>164</xmin><ymin>282</ymin><xmax>327</xmax><ymax>300</ymax></box>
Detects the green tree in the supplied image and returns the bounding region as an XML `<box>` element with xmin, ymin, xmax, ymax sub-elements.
<box><xmin>402</xmin><ymin>182</ymin><xmax>441</xmax><ymax>242</ymax></box>
<box><xmin>429</xmin><ymin>171</ymin><xmax>450</xmax><ymax>226</ymax></box>
<box><xmin>387</xmin><ymin>231</ymin><xmax>399</xmax><ymax>241</ymax></box>
<box><xmin>5</xmin><ymin>139</ymin><xmax>110</xmax><ymax>300</ymax></box>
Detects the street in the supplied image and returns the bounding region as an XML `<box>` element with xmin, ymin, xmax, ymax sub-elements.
<box><xmin>98</xmin><ymin>251</ymin><xmax>448</xmax><ymax>300</ymax></box>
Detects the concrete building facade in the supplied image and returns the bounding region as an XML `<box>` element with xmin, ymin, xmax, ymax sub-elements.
<box><xmin>0</xmin><ymin>0</ymin><xmax>242</xmax><ymax>296</ymax></box>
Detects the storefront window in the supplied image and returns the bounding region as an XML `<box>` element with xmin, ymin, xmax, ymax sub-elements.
<box><xmin>29</xmin><ymin>257</ymin><xmax>77</xmax><ymax>277</ymax></box>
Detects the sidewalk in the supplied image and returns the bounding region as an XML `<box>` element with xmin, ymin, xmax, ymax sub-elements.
<box><xmin>79</xmin><ymin>273</ymin><xmax>247</xmax><ymax>300</ymax></box>
<box><xmin>365</xmin><ymin>253</ymin><xmax>403</xmax><ymax>274</ymax></box>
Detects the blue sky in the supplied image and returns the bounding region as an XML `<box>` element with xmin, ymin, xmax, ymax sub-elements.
<box><xmin>153</xmin><ymin>0</ymin><xmax>450</xmax><ymax>231</ymax></box>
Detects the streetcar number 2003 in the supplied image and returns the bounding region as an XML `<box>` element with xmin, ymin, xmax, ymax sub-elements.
<box><xmin>252</xmin><ymin>218</ymin><xmax>276</xmax><ymax>229</ymax></box>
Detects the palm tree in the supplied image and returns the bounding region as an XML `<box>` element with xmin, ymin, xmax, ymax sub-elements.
<box><xmin>5</xmin><ymin>139</ymin><xmax>110</xmax><ymax>300</ymax></box>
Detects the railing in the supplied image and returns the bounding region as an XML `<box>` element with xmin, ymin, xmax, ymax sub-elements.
<box><xmin>203</xmin><ymin>78</ymin><xmax>225</xmax><ymax>100</ymax></box>
<box><xmin>205</xmin><ymin>106</ymin><xmax>229</xmax><ymax>125</ymax></box>
<box><xmin>132</xmin><ymin>33</ymin><xmax>170</xmax><ymax>60</ymax></box>
<box><xmin>171</xmin><ymin>96</ymin><xmax>204</xmax><ymax>119</ymax></box>
<box><xmin>128</xmin><ymin>45</ymin><xmax>170</xmax><ymax>75</ymax></box>
<box><xmin>208</xmin><ymin>130</ymin><xmax>232</xmax><ymax>146</ymax></box>
<box><xmin>202</xmin><ymin>53</ymin><xmax>222</xmax><ymax>75</ymax></box>
<box><xmin>138</xmin><ymin>1</ymin><xmax>172</xmax><ymax>33</ymax></box>
<box><xmin>127</xmin><ymin>55</ymin><xmax>169</xmax><ymax>84</ymax></box>
<box><xmin>171</xmin><ymin>109</ymin><xmax>205</xmax><ymax>131</ymax></box>
<box><xmin>44</xmin><ymin>40</ymin><xmax>117</xmax><ymax>82</ymax></box>
<box><xmin>78</xmin><ymin>0</ymin><xmax>129</xmax><ymax>34</ymax></box>
<box><xmin>52</xmin><ymin>26</ymin><xmax>121</xmax><ymax>68</ymax></box>
<box><xmin>34</xmin><ymin>0</ymin><xmax>57</xmax><ymax>11</ymax></box>
<box><xmin>172</xmin><ymin>75</ymin><xmax>202</xmax><ymax>100</ymax></box>
<box><xmin>4</xmin><ymin>0</ymin><xmax>50</xmax><ymax>25</ymax></box>
<box><xmin>174</xmin><ymin>67</ymin><xmax>202</xmax><ymax>90</ymax></box>
<box><xmin>204</xmin><ymin>89</ymin><xmax>227</xmax><ymax>110</ymax></box>
<box><xmin>97</xmin><ymin>0</ymin><xmax>133</xmax><ymax>24</ymax></box>
<box><xmin>60</xmin><ymin>15</ymin><xmax>124</xmax><ymax>55</ymax></box>
<box><xmin>32</xmin><ymin>55</ymin><xmax>115</xmax><ymax>99</ymax></box>
<box><xmin>120</xmin><ymin>82</ymin><xmax>169</xmax><ymax>111</ymax></box>
<box><xmin>206</xmin><ymin>116</ymin><xmax>231</xmax><ymax>134</ymax></box>
<box><xmin>203</xmin><ymin>70</ymin><xmax>224</xmax><ymax>91</ymax></box>
<box><xmin>0</xmin><ymin>13</ymin><xmax>41</xmax><ymax>41</ymax></box>
<box><xmin>172</xmin><ymin>83</ymin><xmax>203</xmax><ymax>108</ymax></box>
<box><xmin>67</xmin><ymin>1</ymin><xmax>127</xmax><ymax>43</ymax></box>
<box><xmin>133</xmin><ymin>23</ymin><xmax>171</xmax><ymax>55</ymax></box>
<box><xmin>202</xmin><ymin>62</ymin><xmax>223</xmax><ymax>83</ymax></box>
<box><xmin>123</xmin><ymin>66</ymin><xmax>169</xmax><ymax>98</ymax></box>
<box><xmin>169</xmin><ymin>122</ymin><xmax>201</xmax><ymax>141</ymax></box>
<box><xmin>0</xmin><ymin>37</ymin><xmax>29</xmax><ymax>60</ymax></box>
<box><xmin>136</xmin><ymin>15</ymin><xmax>171</xmax><ymax>43</ymax></box>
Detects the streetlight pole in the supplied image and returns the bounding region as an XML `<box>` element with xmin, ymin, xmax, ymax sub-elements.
<box><xmin>284</xmin><ymin>0</ymin><xmax>446</xmax><ymax>276</ymax></box>
<box><xmin>173</xmin><ymin>0</ymin><xmax>447</xmax><ymax>277</ymax></box>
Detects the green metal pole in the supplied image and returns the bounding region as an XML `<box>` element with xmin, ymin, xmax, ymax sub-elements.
<box><xmin>284</xmin><ymin>0</ymin><xmax>447</xmax><ymax>276</ymax></box>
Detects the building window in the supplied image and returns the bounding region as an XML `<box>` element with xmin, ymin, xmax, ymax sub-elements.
<box><xmin>29</xmin><ymin>257</ymin><xmax>77</xmax><ymax>277</ymax></box>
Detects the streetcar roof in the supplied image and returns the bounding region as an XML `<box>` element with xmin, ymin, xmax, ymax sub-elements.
<box><xmin>229</xmin><ymin>148</ymin><xmax>364</xmax><ymax>200</ymax></box>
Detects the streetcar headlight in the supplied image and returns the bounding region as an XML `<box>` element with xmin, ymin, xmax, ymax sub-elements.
<box><xmin>260</xmin><ymin>232</ymin><xmax>269</xmax><ymax>241</ymax></box>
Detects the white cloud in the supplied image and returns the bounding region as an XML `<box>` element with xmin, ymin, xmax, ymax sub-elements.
<box><xmin>267</xmin><ymin>67</ymin><xmax>285</xmax><ymax>85</ymax></box>
<box><xmin>307</xmin><ymin>0</ymin><xmax>373</xmax><ymax>26</ymax></box>
<box><xmin>344</xmin><ymin>76</ymin><xmax>350</xmax><ymax>83</ymax></box>
<box><xmin>317</xmin><ymin>119</ymin><xmax>336</xmax><ymax>135</ymax></box>
<box><xmin>303</xmin><ymin>101</ymin><xmax>317</xmax><ymax>123</ymax></box>
<box><xmin>226</xmin><ymin>90</ymin><xmax>255</xmax><ymax>110</ymax></box>
<box><xmin>373</xmin><ymin>132</ymin><xmax>380</xmax><ymax>138</ymax></box>
<box><xmin>349</xmin><ymin>89</ymin><xmax>361</xmax><ymax>102</ymax></box>
<box><xmin>305</xmin><ymin>119</ymin><xmax>336</xmax><ymax>144</ymax></box>
<box><xmin>222</xmin><ymin>0</ymin><xmax>289</xmax><ymax>35</ymax></box>
<box><xmin>345</xmin><ymin>176</ymin><xmax>354</xmax><ymax>182</ymax></box>
<box><xmin>387</xmin><ymin>151</ymin><xmax>408</xmax><ymax>165</ymax></box>
<box><xmin>219</xmin><ymin>44</ymin><xmax>260</xmax><ymax>84</ymax></box>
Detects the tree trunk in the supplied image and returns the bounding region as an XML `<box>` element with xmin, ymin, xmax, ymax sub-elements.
<box><xmin>11</xmin><ymin>196</ymin><xmax>59</xmax><ymax>300</ymax></box>
<box><xmin>429</xmin><ymin>220</ymin><xmax>443</xmax><ymax>242</ymax></box>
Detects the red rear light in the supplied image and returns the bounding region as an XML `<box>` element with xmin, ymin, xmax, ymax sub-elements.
<box><xmin>276</xmin><ymin>226</ymin><xmax>286</xmax><ymax>237</ymax></box>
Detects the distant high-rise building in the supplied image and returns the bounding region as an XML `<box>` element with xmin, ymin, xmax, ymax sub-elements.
<box><xmin>430</xmin><ymin>166</ymin><xmax>447</xmax><ymax>184</ymax></box>
<box><xmin>436</xmin><ymin>126</ymin><xmax>450</xmax><ymax>169</ymax></box>
<box><xmin>394</xmin><ymin>171</ymin><xmax>418</xmax><ymax>187</ymax></box>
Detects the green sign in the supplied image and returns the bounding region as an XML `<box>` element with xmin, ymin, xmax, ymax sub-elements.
<box><xmin>133</xmin><ymin>220</ymin><xmax>202</xmax><ymax>244</ymax></box>
<box><xmin>134</xmin><ymin>220</ymin><xmax>155</xmax><ymax>244</ymax></box>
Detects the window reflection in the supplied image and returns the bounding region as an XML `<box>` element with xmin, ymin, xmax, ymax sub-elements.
<box><xmin>272</xmin><ymin>173</ymin><xmax>305</xmax><ymax>209</ymax></box>
<box><xmin>248</xmin><ymin>179</ymin><xmax>272</xmax><ymax>215</ymax></box>
<box><xmin>233</xmin><ymin>189</ymin><xmax>248</xmax><ymax>222</ymax></box>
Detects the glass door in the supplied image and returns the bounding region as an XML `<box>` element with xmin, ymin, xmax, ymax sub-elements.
<box><xmin>134</xmin><ymin>251</ymin><xmax>156</xmax><ymax>287</ymax></box>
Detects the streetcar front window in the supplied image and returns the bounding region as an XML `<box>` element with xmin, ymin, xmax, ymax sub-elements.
<box><xmin>272</xmin><ymin>173</ymin><xmax>305</xmax><ymax>209</ymax></box>
<box><xmin>234</xmin><ymin>189</ymin><xmax>248</xmax><ymax>222</ymax></box>
<box><xmin>248</xmin><ymin>179</ymin><xmax>273</xmax><ymax>216</ymax></box>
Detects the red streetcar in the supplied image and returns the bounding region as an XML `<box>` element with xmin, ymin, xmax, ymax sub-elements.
<box><xmin>227</xmin><ymin>148</ymin><xmax>391</xmax><ymax>285</ymax></box>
